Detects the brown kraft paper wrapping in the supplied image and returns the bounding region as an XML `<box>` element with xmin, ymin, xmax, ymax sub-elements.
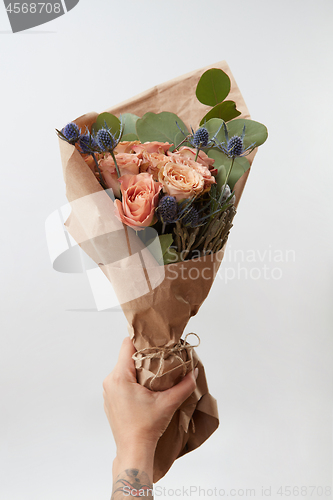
<box><xmin>59</xmin><ymin>61</ymin><xmax>257</xmax><ymax>482</ymax></box>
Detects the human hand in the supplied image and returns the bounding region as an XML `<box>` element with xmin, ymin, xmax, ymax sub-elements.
<box><xmin>103</xmin><ymin>337</ymin><xmax>198</xmax><ymax>462</ymax></box>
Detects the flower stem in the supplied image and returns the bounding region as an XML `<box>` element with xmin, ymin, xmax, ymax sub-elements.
<box><xmin>195</xmin><ymin>148</ymin><xmax>200</xmax><ymax>162</ymax></box>
<box><xmin>219</xmin><ymin>156</ymin><xmax>235</xmax><ymax>204</ymax></box>
<box><xmin>174</xmin><ymin>137</ymin><xmax>188</xmax><ymax>150</ymax></box>
<box><xmin>92</xmin><ymin>153</ymin><xmax>107</xmax><ymax>189</ymax></box>
<box><xmin>110</xmin><ymin>150</ymin><xmax>121</xmax><ymax>178</ymax></box>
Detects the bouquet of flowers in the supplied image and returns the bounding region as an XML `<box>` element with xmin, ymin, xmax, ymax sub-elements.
<box><xmin>57</xmin><ymin>61</ymin><xmax>267</xmax><ymax>481</ymax></box>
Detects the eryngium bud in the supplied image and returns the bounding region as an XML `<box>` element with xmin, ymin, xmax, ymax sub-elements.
<box><xmin>157</xmin><ymin>195</ymin><xmax>178</xmax><ymax>223</ymax></box>
<box><xmin>182</xmin><ymin>207</ymin><xmax>199</xmax><ymax>228</ymax></box>
<box><xmin>96</xmin><ymin>128</ymin><xmax>117</xmax><ymax>152</ymax></box>
<box><xmin>227</xmin><ymin>136</ymin><xmax>243</xmax><ymax>157</ymax></box>
<box><xmin>79</xmin><ymin>133</ymin><xmax>99</xmax><ymax>154</ymax></box>
<box><xmin>62</xmin><ymin>122</ymin><xmax>80</xmax><ymax>144</ymax></box>
<box><xmin>193</xmin><ymin>127</ymin><xmax>209</xmax><ymax>148</ymax></box>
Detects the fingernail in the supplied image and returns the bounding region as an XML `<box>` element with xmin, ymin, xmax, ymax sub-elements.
<box><xmin>194</xmin><ymin>367</ymin><xmax>199</xmax><ymax>379</ymax></box>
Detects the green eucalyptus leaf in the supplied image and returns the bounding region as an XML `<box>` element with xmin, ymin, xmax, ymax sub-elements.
<box><xmin>121</xmin><ymin>133</ymin><xmax>139</xmax><ymax>141</ymax></box>
<box><xmin>227</xmin><ymin>118</ymin><xmax>268</xmax><ymax>148</ymax></box>
<box><xmin>174</xmin><ymin>130</ymin><xmax>190</xmax><ymax>149</ymax></box>
<box><xmin>227</xmin><ymin>158</ymin><xmax>250</xmax><ymax>190</ymax></box>
<box><xmin>208</xmin><ymin>149</ymin><xmax>227</xmax><ymax>168</ymax></box>
<box><xmin>196</xmin><ymin>68</ymin><xmax>231</xmax><ymax>106</ymax></box>
<box><xmin>91</xmin><ymin>113</ymin><xmax>121</xmax><ymax>136</ymax></box>
<box><xmin>200</xmin><ymin>101</ymin><xmax>241</xmax><ymax>125</ymax></box>
<box><xmin>208</xmin><ymin>149</ymin><xmax>250</xmax><ymax>190</ymax></box>
<box><xmin>204</xmin><ymin>118</ymin><xmax>227</xmax><ymax>144</ymax></box>
<box><xmin>146</xmin><ymin>233</ymin><xmax>174</xmax><ymax>265</ymax></box>
<box><xmin>159</xmin><ymin>233</ymin><xmax>174</xmax><ymax>256</ymax></box>
<box><xmin>136</xmin><ymin>112</ymin><xmax>189</xmax><ymax>150</ymax></box>
<box><xmin>215</xmin><ymin>164</ymin><xmax>227</xmax><ymax>193</ymax></box>
<box><xmin>121</xmin><ymin>113</ymin><xmax>140</xmax><ymax>136</ymax></box>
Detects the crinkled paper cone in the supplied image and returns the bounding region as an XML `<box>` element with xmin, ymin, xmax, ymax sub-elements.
<box><xmin>59</xmin><ymin>61</ymin><xmax>256</xmax><ymax>482</ymax></box>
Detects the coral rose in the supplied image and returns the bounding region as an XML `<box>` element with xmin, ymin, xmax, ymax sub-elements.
<box><xmin>139</xmin><ymin>151</ymin><xmax>170</xmax><ymax>180</ymax></box>
<box><xmin>132</xmin><ymin>142</ymin><xmax>173</xmax><ymax>154</ymax></box>
<box><xmin>167</xmin><ymin>150</ymin><xmax>216</xmax><ymax>189</ymax></box>
<box><xmin>174</xmin><ymin>147</ymin><xmax>215</xmax><ymax>168</ymax></box>
<box><xmin>114</xmin><ymin>173</ymin><xmax>162</xmax><ymax>230</ymax></box>
<box><xmin>158</xmin><ymin>162</ymin><xmax>205</xmax><ymax>201</ymax></box>
<box><xmin>99</xmin><ymin>153</ymin><xmax>141</xmax><ymax>198</ymax></box>
<box><xmin>114</xmin><ymin>141</ymin><xmax>140</xmax><ymax>154</ymax></box>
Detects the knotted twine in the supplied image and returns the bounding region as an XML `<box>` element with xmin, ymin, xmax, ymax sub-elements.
<box><xmin>132</xmin><ymin>333</ymin><xmax>201</xmax><ymax>391</ymax></box>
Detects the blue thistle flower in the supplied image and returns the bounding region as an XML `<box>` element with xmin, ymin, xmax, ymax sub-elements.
<box><xmin>227</xmin><ymin>136</ymin><xmax>243</xmax><ymax>156</ymax></box>
<box><xmin>182</xmin><ymin>207</ymin><xmax>199</xmax><ymax>228</ymax></box>
<box><xmin>96</xmin><ymin>128</ymin><xmax>117</xmax><ymax>152</ymax></box>
<box><xmin>157</xmin><ymin>196</ymin><xmax>178</xmax><ymax>223</ymax></box>
<box><xmin>192</xmin><ymin>127</ymin><xmax>209</xmax><ymax>148</ymax></box>
<box><xmin>95</xmin><ymin>120</ymin><xmax>124</xmax><ymax>153</ymax></box>
<box><xmin>217</xmin><ymin>123</ymin><xmax>256</xmax><ymax>158</ymax></box>
<box><xmin>60</xmin><ymin>122</ymin><xmax>80</xmax><ymax>144</ymax></box>
<box><xmin>78</xmin><ymin>133</ymin><xmax>99</xmax><ymax>154</ymax></box>
<box><xmin>175</xmin><ymin>122</ymin><xmax>223</xmax><ymax>151</ymax></box>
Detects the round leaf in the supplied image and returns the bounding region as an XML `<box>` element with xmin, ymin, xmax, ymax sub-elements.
<box><xmin>122</xmin><ymin>133</ymin><xmax>139</xmax><ymax>141</ymax></box>
<box><xmin>215</xmin><ymin>164</ymin><xmax>226</xmax><ymax>193</ymax></box>
<box><xmin>145</xmin><ymin>233</ymin><xmax>174</xmax><ymax>266</ymax></box>
<box><xmin>204</xmin><ymin>118</ymin><xmax>227</xmax><ymax>145</ymax></box>
<box><xmin>227</xmin><ymin>119</ymin><xmax>268</xmax><ymax>148</ymax></box>
<box><xmin>174</xmin><ymin>130</ymin><xmax>191</xmax><ymax>149</ymax></box>
<box><xmin>92</xmin><ymin>112</ymin><xmax>121</xmax><ymax>136</ymax></box>
<box><xmin>136</xmin><ymin>112</ymin><xmax>189</xmax><ymax>150</ymax></box>
<box><xmin>196</xmin><ymin>68</ymin><xmax>231</xmax><ymax>106</ymax></box>
<box><xmin>208</xmin><ymin>150</ymin><xmax>250</xmax><ymax>190</ymax></box>
<box><xmin>200</xmin><ymin>101</ymin><xmax>241</xmax><ymax>125</ymax></box>
<box><xmin>121</xmin><ymin>113</ymin><xmax>140</xmax><ymax>136</ymax></box>
<box><xmin>227</xmin><ymin>158</ymin><xmax>250</xmax><ymax>190</ymax></box>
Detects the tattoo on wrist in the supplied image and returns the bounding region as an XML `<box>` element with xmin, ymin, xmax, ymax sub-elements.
<box><xmin>112</xmin><ymin>469</ymin><xmax>153</xmax><ymax>499</ymax></box>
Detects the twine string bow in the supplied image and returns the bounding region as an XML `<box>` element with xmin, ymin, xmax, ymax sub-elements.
<box><xmin>132</xmin><ymin>333</ymin><xmax>201</xmax><ymax>391</ymax></box>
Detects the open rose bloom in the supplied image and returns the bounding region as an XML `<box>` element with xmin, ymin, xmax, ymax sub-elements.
<box><xmin>114</xmin><ymin>173</ymin><xmax>162</xmax><ymax>229</ymax></box>
<box><xmin>59</xmin><ymin>61</ymin><xmax>258</xmax><ymax>482</ymax></box>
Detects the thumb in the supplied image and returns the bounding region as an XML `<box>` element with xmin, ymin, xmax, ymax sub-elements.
<box><xmin>161</xmin><ymin>367</ymin><xmax>198</xmax><ymax>410</ymax></box>
<box><xmin>114</xmin><ymin>337</ymin><xmax>137</xmax><ymax>381</ymax></box>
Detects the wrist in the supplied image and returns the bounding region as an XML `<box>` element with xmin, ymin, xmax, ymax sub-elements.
<box><xmin>113</xmin><ymin>441</ymin><xmax>156</xmax><ymax>484</ymax></box>
<box><xmin>116</xmin><ymin>433</ymin><xmax>158</xmax><ymax>457</ymax></box>
<box><xmin>116</xmin><ymin>437</ymin><xmax>156</xmax><ymax>462</ymax></box>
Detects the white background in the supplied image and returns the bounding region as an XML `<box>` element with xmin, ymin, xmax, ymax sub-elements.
<box><xmin>1</xmin><ymin>1</ymin><xmax>333</xmax><ymax>499</ymax></box>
